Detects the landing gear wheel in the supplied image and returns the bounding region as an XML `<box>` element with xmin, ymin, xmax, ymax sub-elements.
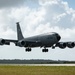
<box><xmin>42</xmin><ymin>49</ymin><xmax>48</xmax><ymax>52</ymax></box>
<box><xmin>52</xmin><ymin>46</ymin><xmax>55</xmax><ymax>49</ymax></box>
<box><xmin>25</xmin><ymin>48</ymin><xmax>31</xmax><ymax>52</ymax></box>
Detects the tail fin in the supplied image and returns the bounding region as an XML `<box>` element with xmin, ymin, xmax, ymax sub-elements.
<box><xmin>16</xmin><ymin>22</ymin><xmax>24</xmax><ymax>40</ymax></box>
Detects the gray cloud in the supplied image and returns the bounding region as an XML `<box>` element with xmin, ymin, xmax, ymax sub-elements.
<box><xmin>0</xmin><ymin>0</ymin><xmax>25</xmax><ymax>8</ymax></box>
<box><xmin>39</xmin><ymin>0</ymin><xmax>75</xmax><ymax>28</ymax></box>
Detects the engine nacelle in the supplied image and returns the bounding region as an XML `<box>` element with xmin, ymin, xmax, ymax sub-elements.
<box><xmin>4</xmin><ymin>41</ymin><xmax>10</xmax><ymax>45</ymax></box>
<box><xmin>15</xmin><ymin>40</ymin><xmax>25</xmax><ymax>47</ymax></box>
<box><xmin>0</xmin><ymin>39</ymin><xmax>10</xmax><ymax>45</ymax></box>
<box><xmin>66</xmin><ymin>42</ymin><xmax>74</xmax><ymax>48</ymax></box>
<box><xmin>0</xmin><ymin>39</ymin><xmax>5</xmax><ymax>45</ymax></box>
<box><xmin>56</xmin><ymin>42</ymin><xmax>66</xmax><ymax>49</ymax></box>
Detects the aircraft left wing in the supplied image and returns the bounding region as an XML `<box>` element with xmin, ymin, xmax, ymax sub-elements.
<box><xmin>0</xmin><ymin>38</ymin><xmax>41</xmax><ymax>47</ymax></box>
<box><xmin>15</xmin><ymin>40</ymin><xmax>41</xmax><ymax>47</ymax></box>
<box><xmin>0</xmin><ymin>38</ymin><xmax>18</xmax><ymax>45</ymax></box>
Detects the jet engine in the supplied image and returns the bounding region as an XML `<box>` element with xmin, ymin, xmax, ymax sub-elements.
<box><xmin>0</xmin><ymin>39</ymin><xmax>5</xmax><ymax>45</ymax></box>
<box><xmin>66</xmin><ymin>42</ymin><xmax>74</xmax><ymax>48</ymax></box>
<box><xmin>0</xmin><ymin>39</ymin><xmax>10</xmax><ymax>45</ymax></box>
<box><xmin>15</xmin><ymin>40</ymin><xmax>25</xmax><ymax>47</ymax></box>
<box><xmin>56</xmin><ymin>42</ymin><xmax>66</xmax><ymax>49</ymax></box>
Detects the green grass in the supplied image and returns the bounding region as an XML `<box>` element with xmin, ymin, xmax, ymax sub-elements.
<box><xmin>0</xmin><ymin>65</ymin><xmax>75</xmax><ymax>75</ymax></box>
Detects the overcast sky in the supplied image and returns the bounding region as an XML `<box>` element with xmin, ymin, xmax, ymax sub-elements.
<box><xmin>0</xmin><ymin>0</ymin><xmax>75</xmax><ymax>60</ymax></box>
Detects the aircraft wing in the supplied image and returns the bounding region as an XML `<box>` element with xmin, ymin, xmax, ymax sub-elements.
<box><xmin>0</xmin><ymin>38</ymin><xmax>18</xmax><ymax>45</ymax></box>
<box><xmin>15</xmin><ymin>40</ymin><xmax>41</xmax><ymax>47</ymax></box>
<box><xmin>52</xmin><ymin>42</ymin><xmax>75</xmax><ymax>49</ymax></box>
<box><xmin>0</xmin><ymin>38</ymin><xmax>41</xmax><ymax>47</ymax></box>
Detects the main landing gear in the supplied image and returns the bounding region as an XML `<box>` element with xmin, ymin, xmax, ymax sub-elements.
<box><xmin>25</xmin><ymin>48</ymin><xmax>31</xmax><ymax>52</ymax></box>
<box><xmin>25</xmin><ymin>47</ymin><xmax>49</xmax><ymax>52</ymax></box>
<box><xmin>42</xmin><ymin>48</ymin><xmax>48</xmax><ymax>52</ymax></box>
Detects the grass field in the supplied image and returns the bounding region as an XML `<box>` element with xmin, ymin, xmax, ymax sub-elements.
<box><xmin>0</xmin><ymin>65</ymin><xmax>75</xmax><ymax>75</ymax></box>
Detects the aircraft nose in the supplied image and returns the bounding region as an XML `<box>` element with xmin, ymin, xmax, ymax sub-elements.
<box><xmin>55</xmin><ymin>33</ymin><xmax>61</xmax><ymax>41</ymax></box>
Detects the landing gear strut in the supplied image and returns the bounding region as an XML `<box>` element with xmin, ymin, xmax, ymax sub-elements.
<box><xmin>42</xmin><ymin>48</ymin><xmax>48</xmax><ymax>52</ymax></box>
<box><xmin>25</xmin><ymin>48</ymin><xmax>31</xmax><ymax>52</ymax></box>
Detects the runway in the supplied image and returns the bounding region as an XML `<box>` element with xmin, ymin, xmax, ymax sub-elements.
<box><xmin>0</xmin><ymin>64</ymin><xmax>75</xmax><ymax>66</ymax></box>
<box><xmin>22</xmin><ymin>64</ymin><xmax>75</xmax><ymax>66</ymax></box>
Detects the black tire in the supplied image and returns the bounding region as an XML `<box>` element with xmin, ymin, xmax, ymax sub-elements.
<box><xmin>25</xmin><ymin>48</ymin><xmax>31</xmax><ymax>52</ymax></box>
<box><xmin>29</xmin><ymin>49</ymin><xmax>31</xmax><ymax>51</ymax></box>
<box><xmin>42</xmin><ymin>49</ymin><xmax>48</xmax><ymax>52</ymax></box>
<box><xmin>46</xmin><ymin>49</ymin><xmax>48</xmax><ymax>52</ymax></box>
<box><xmin>42</xmin><ymin>49</ymin><xmax>45</xmax><ymax>52</ymax></box>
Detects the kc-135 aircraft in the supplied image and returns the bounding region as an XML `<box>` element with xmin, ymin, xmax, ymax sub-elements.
<box><xmin>0</xmin><ymin>22</ymin><xmax>75</xmax><ymax>52</ymax></box>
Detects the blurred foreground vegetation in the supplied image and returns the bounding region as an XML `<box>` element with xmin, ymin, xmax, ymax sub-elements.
<box><xmin>0</xmin><ymin>66</ymin><xmax>75</xmax><ymax>75</ymax></box>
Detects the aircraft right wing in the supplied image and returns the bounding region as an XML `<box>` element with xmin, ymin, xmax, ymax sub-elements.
<box><xmin>52</xmin><ymin>42</ymin><xmax>75</xmax><ymax>49</ymax></box>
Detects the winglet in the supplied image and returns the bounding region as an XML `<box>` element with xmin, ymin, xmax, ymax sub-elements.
<box><xmin>16</xmin><ymin>22</ymin><xmax>24</xmax><ymax>40</ymax></box>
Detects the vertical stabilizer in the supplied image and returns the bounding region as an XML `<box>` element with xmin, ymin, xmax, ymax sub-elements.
<box><xmin>16</xmin><ymin>22</ymin><xmax>24</xmax><ymax>40</ymax></box>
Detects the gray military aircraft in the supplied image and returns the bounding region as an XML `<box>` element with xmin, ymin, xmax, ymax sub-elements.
<box><xmin>0</xmin><ymin>22</ymin><xmax>75</xmax><ymax>52</ymax></box>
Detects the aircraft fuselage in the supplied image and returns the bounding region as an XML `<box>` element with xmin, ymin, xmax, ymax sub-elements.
<box><xmin>22</xmin><ymin>32</ymin><xmax>60</xmax><ymax>48</ymax></box>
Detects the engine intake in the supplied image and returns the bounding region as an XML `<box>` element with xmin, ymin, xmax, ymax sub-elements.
<box><xmin>56</xmin><ymin>42</ymin><xmax>66</xmax><ymax>49</ymax></box>
<box><xmin>66</xmin><ymin>42</ymin><xmax>74</xmax><ymax>48</ymax></box>
<box><xmin>0</xmin><ymin>39</ymin><xmax>5</xmax><ymax>45</ymax></box>
<box><xmin>15</xmin><ymin>40</ymin><xmax>25</xmax><ymax>47</ymax></box>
